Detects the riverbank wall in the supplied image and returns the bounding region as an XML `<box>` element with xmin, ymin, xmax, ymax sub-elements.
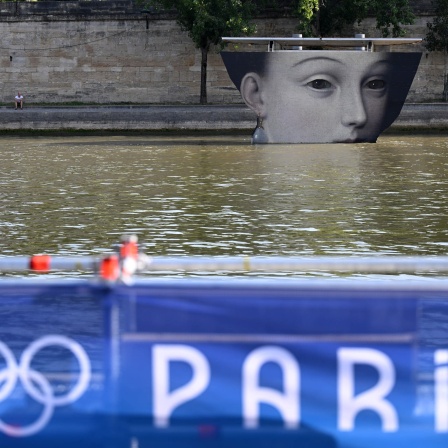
<box><xmin>0</xmin><ymin>0</ymin><xmax>447</xmax><ymax>105</ymax></box>
<box><xmin>0</xmin><ymin>103</ymin><xmax>446</xmax><ymax>133</ymax></box>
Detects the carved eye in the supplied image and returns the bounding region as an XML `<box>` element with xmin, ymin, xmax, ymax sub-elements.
<box><xmin>307</xmin><ymin>79</ymin><xmax>332</xmax><ymax>90</ymax></box>
<box><xmin>367</xmin><ymin>79</ymin><xmax>386</xmax><ymax>90</ymax></box>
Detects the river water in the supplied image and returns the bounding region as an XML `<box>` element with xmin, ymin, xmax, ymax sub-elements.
<box><xmin>0</xmin><ymin>133</ymin><xmax>447</xmax><ymax>262</ymax></box>
<box><xmin>0</xmin><ymin>134</ymin><xmax>447</xmax><ymax>445</ymax></box>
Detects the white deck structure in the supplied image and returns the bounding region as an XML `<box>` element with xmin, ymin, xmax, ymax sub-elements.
<box><xmin>221</xmin><ymin>37</ymin><xmax>422</xmax><ymax>52</ymax></box>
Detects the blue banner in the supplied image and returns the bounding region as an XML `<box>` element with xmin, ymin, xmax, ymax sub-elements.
<box><xmin>0</xmin><ymin>278</ymin><xmax>447</xmax><ymax>447</ymax></box>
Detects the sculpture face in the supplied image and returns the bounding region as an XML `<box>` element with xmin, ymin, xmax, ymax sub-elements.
<box><xmin>221</xmin><ymin>51</ymin><xmax>422</xmax><ymax>144</ymax></box>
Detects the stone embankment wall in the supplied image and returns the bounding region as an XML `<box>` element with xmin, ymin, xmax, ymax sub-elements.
<box><xmin>0</xmin><ymin>1</ymin><xmax>445</xmax><ymax>105</ymax></box>
<box><xmin>1</xmin><ymin>104</ymin><xmax>447</xmax><ymax>132</ymax></box>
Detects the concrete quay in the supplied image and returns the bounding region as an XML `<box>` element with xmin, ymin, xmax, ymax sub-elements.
<box><xmin>0</xmin><ymin>105</ymin><xmax>255</xmax><ymax>133</ymax></box>
<box><xmin>0</xmin><ymin>103</ymin><xmax>447</xmax><ymax>133</ymax></box>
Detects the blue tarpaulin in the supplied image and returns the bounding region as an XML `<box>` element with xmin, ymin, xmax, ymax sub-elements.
<box><xmin>0</xmin><ymin>277</ymin><xmax>447</xmax><ymax>447</ymax></box>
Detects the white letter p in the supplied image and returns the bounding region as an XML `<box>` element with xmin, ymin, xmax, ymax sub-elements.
<box><xmin>153</xmin><ymin>344</ymin><xmax>210</xmax><ymax>427</ymax></box>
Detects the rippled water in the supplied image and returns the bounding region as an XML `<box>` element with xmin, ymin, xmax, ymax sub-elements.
<box><xmin>0</xmin><ymin>134</ymin><xmax>447</xmax><ymax>258</ymax></box>
<box><xmin>0</xmin><ymin>134</ymin><xmax>447</xmax><ymax>441</ymax></box>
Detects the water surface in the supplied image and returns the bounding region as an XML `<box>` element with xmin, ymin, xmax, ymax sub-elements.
<box><xmin>0</xmin><ymin>134</ymin><xmax>447</xmax><ymax>259</ymax></box>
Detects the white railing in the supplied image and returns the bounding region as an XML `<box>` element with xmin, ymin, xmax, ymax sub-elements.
<box><xmin>221</xmin><ymin>37</ymin><xmax>422</xmax><ymax>52</ymax></box>
<box><xmin>1</xmin><ymin>254</ymin><xmax>448</xmax><ymax>275</ymax></box>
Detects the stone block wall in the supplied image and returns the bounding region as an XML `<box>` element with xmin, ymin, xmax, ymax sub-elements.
<box><xmin>1</xmin><ymin>18</ymin><xmax>205</xmax><ymax>104</ymax></box>
<box><xmin>0</xmin><ymin>1</ymin><xmax>445</xmax><ymax>104</ymax></box>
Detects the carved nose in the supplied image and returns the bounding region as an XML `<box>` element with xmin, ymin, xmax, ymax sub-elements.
<box><xmin>341</xmin><ymin>89</ymin><xmax>367</xmax><ymax>128</ymax></box>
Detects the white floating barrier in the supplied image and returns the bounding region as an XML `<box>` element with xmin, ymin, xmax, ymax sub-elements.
<box><xmin>1</xmin><ymin>254</ymin><xmax>448</xmax><ymax>275</ymax></box>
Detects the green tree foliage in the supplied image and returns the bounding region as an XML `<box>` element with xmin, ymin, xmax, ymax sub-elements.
<box><xmin>144</xmin><ymin>0</ymin><xmax>256</xmax><ymax>104</ymax></box>
<box><xmin>426</xmin><ymin>0</ymin><xmax>448</xmax><ymax>52</ymax></box>
<box><xmin>293</xmin><ymin>0</ymin><xmax>414</xmax><ymax>37</ymax></box>
<box><xmin>426</xmin><ymin>0</ymin><xmax>448</xmax><ymax>101</ymax></box>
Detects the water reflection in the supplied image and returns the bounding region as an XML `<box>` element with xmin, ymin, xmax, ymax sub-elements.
<box><xmin>0</xmin><ymin>134</ymin><xmax>447</xmax><ymax>258</ymax></box>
